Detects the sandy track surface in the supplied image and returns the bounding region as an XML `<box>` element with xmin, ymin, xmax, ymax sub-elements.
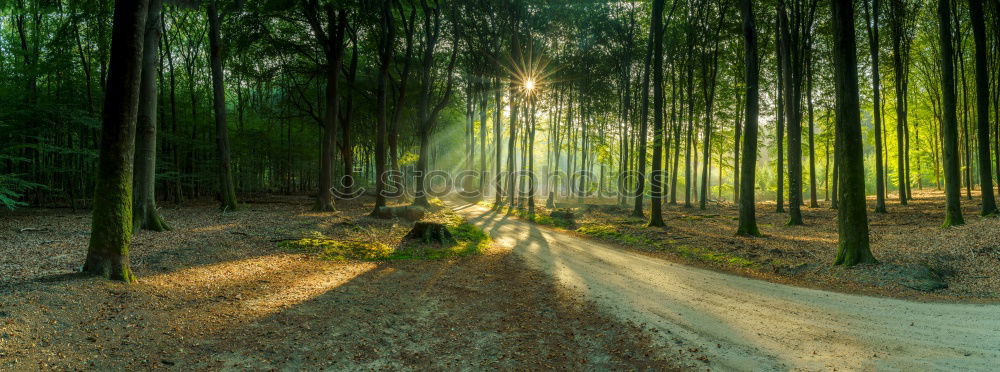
<box><xmin>452</xmin><ymin>202</ymin><xmax>1000</xmax><ymax>371</ymax></box>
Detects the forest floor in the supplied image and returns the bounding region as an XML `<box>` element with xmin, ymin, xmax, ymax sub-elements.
<box><xmin>0</xmin><ymin>196</ymin><xmax>681</xmax><ymax>370</ymax></box>
<box><xmin>506</xmin><ymin>188</ymin><xmax>1000</xmax><ymax>302</ymax></box>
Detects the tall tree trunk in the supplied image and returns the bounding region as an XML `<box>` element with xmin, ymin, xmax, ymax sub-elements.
<box><xmin>494</xmin><ymin>78</ymin><xmax>504</xmax><ymax>205</ymax></box>
<box><xmin>778</xmin><ymin>0</ymin><xmax>803</xmax><ymax>224</ymax></box>
<box><xmin>733</xmin><ymin>91</ymin><xmax>743</xmax><ymax>204</ymax></box>
<box><xmin>633</xmin><ymin>24</ymin><xmax>653</xmax><ymax>217</ymax></box>
<box><xmin>341</xmin><ymin>38</ymin><xmax>359</xmax><ymax>195</ymax></box>
<box><xmin>831</xmin><ymin>0</ymin><xmax>877</xmax><ymax>265</ymax></box>
<box><xmin>84</xmin><ymin>0</ymin><xmax>150</xmax><ymax>282</ymax></box>
<box><xmin>479</xmin><ymin>86</ymin><xmax>488</xmax><ymax>200</ymax></box>
<box><xmin>372</xmin><ymin>0</ymin><xmax>393</xmax><ymax>214</ymax></box>
<box><xmin>649</xmin><ymin>0</ymin><xmax>666</xmax><ymax>227</ymax></box>
<box><xmin>775</xmin><ymin>22</ymin><xmax>786</xmax><ymax>213</ymax></box>
<box><xmin>700</xmin><ymin>18</ymin><xmax>723</xmax><ymax>210</ymax></box>
<box><xmin>506</xmin><ymin>86</ymin><xmax>519</xmax><ymax>211</ymax></box>
<box><xmin>890</xmin><ymin>0</ymin><xmax>910</xmax><ymax>204</ymax></box>
<box><xmin>938</xmin><ymin>0</ymin><xmax>965</xmax><ymax>226</ymax></box>
<box><xmin>736</xmin><ymin>0</ymin><xmax>760</xmax><ymax>236</ymax></box>
<box><xmin>670</xmin><ymin>67</ymin><xmax>681</xmax><ymax>204</ymax></box>
<box><xmin>953</xmin><ymin>4</ymin><xmax>973</xmax><ymax>200</ymax></box>
<box><xmin>133</xmin><ymin>0</ymin><xmax>169</xmax><ymax>231</ymax></box>
<box><xmin>864</xmin><ymin>0</ymin><xmax>888</xmax><ymax>213</ymax></box>
<box><xmin>207</xmin><ymin>1</ymin><xmax>238</xmax><ymax>211</ymax></box>
<box><xmin>968</xmin><ymin>0</ymin><xmax>997</xmax><ymax>214</ymax></box>
<box><xmin>806</xmin><ymin>49</ymin><xmax>818</xmax><ymax>208</ymax></box>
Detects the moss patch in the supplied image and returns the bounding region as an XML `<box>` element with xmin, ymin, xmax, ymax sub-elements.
<box><xmin>513</xmin><ymin>209</ymin><xmax>575</xmax><ymax>229</ymax></box>
<box><xmin>672</xmin><ymin>244</ymin><xmax>756</xmax><ymax>268</ymax></box>
<box><xmin>576</xmin><ymin>224</ymin><xmax>654</xmax><ymax>246</ymax></box>
<box><xmin>280</xmin><ymin>215</ymin><xmax>490</xmax><ymax>261</ymax></box>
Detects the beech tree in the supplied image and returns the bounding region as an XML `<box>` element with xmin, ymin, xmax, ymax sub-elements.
<box><xmin>937</xmin><ymin>0</ymin><xmax>964</xmax><ymax>226</ymax></box>
<box><xmin>83</xmin><ymin>0</ymin><xmax>150</xmax><ymax>282</ymax></box>
<box><xmin>736</xmin><ymin>0</ymin><xmax>761</xmax><ymax>237</ymax></box>
<box><xmin>831</xmin><ymin>0</ymin><xmax>877</xmax><ymax>266</ymax></box>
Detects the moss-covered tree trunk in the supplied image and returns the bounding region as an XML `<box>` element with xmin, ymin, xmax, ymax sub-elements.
<box><xmin>83</xmin><ymin>0</ymin><xmax>150</xmax><ymax>282</ymax></box>
<box><xmin>937</xmin><ymin>0</ymin><xmax>965</xmax><ymax>226</ymax></box>
<box><xmin>831</xmin><ymin>0</ymin><xmax>877</xmax><ymax>266</ymax></box>
<box><xmin>207</xmin><ymin>1</ymin><xmax>238</xmax><ymax>211</ymax></box>
<box><xmin>648</xmin><ymin>0</ymin><xmax>666</xmax><ymax>227</ymax></box>
<box><xmin>968</xmin><ymin>0</ymin><xmax>997</xmax><ymax>215</ymax></box>
<box><xmin>736</xmin><ymin>0</ymin><xmax>761</xmax><ymax>237</ymax></box>
<box><xmin>133</xmin><ymin>0</ymin><xmax>169</xmax><ymax>232</ymax></box>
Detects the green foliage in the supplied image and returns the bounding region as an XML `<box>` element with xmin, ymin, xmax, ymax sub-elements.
<box><xmin>0</xmin><ymin>173</ymin><xmax>44</xmax><ymax>210</ymax></box>
<box><xmin>281</xmin><ymin>232</ymin><xmax>395</xmax><ymax>261</ymax></box>
<box><xmin>576</xmin><ymin>224</ymin><xmax>653</xmax><ymax>246</ymax></box>
<box><xmin>280</xmin><ymin>215</ymin><xmax>489</xmax><ymax>261</ymax></box>
<box><xmin>673</xmin><ymin>244</ymin><xmax>756</xmax><ymax>268</ymax></box>
<box><xmin>513</xmin><ymin>208</ymin><xmax>575</xmax><ymax>229</ymax></box>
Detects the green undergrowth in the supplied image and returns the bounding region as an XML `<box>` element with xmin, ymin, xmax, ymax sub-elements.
<box><xmin>513</xmin><ymin>208</ymin><xmax>576</xmax><ymax>229</ymax></box>
<box><xmin>280</xmin><ymin>214</ymin><xmax>490</xmax><ymax>261</ymax></box>
<box><xmin>673</xmin><ymin>244</ymin><xmax>756</xmax><ymax>267</ymax></box>
<box><xmin>576</xmin><ymin>224</ymin><xmax>654</xmax><ymax>246</ymax></box>
<box><xmin>575</xmin><ymin>222</ymin><xmax>757</xmax><ymax>268</ymax></box>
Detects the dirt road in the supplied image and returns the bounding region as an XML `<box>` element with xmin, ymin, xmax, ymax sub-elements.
<box><xmin>451</xmin><ymin>202</ymin><xmax>1000</xmax><ymax>371</ymax></box>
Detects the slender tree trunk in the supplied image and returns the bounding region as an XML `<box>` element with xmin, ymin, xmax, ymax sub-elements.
<box><xmin>806</xmin><ymin>51</ymin><xmax>818</xmax><ymax>208</ymax></box>
<box><xmin>733</xmin><ymin>91</ymin><xmax>743</xmax><ymax>204</ymax></box>
<box><xmin>633</xmin><ymin>26</ymin><xmax>653</xmax><ymax>217</ymax></box>
<box><xmin>341</xmin><ymin>39</ymin><xmax>359</xmax><ymax>194</ymax></box>
<box><xmin>494</xmin><ymin>78</ymin><xmax>504</xmax><ymax>205</ymax></box>
<box><xmin>133</xmin><ymin>0</ymin><xmax>169</xmax><ymax>231</ymax></box>
<box><xmin>506</xmin><ymin>85</ymin><xmax>519</xmax><ymax>211</ymax></box>
<box><xmin>649</xmin><ymin>0</ymin><xmax>666</xmax><ymax>227</ymax></box>
<box><xmin>84</xmin><ymin>0</ymin><xmax>150</xmax><ymax>282</ymax></box>
<box><xmin>736</xmin><ymin>0</ymin><xmax>760</xmax><ymax>236</ymax></box>
<box><xmin>831</xmin><ymin>0</ymin><xmax>876</xmax><ymax>265</ymax></box>
<box><xmin>775</xmin><ymin>24</ymin><xmax>786</xmax><ymax>213</ymax></box>
<box><xmin>670</xmin><ymin>68</ymin><xmax>681</xmax><ymax>205</ymax></box>
<box><xmin>207</xmin><ymin>1</ymin><xmax>238</xmax><ymax>211</ymax></box>
<box><xmin>863</xmin><ymin>0</ymin><xmax>888</xmax><ymax>213</ymax></box>
<box><xmin>372</xmin><ymin>0</ymin><xmax>393</xmax><ymax>213</ymax></box>
<box><xmin>890</xmin><ymin>0</ymin><xmax>910</xmax><ymax>204</ymax></box>
<box><xmin>939</xmin><ymin>0</ymin><xmax>965</xmax><ymax>226</ymax></box>
<box><xmin>778</xmin><ymin>0</ymin><xmax>803</xmax><ymax>224</ymax></box>
<box><xmin>968</xmin><ymin>0</ymin><xmax>997</xmax><ymax>214</ymax></box>
<box><xmin>953</xmin><ymin>4</ymin><xmax>973</xmax><ymax>200</ymax></box>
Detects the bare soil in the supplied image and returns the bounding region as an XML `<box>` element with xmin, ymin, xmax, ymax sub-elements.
<box><xmin>0</xmin><ymin>196</ymin><xmax>679</xmax><ymax>370</ymax></box>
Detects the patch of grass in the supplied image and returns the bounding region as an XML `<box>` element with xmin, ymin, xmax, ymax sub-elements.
<box><xmin>280</xmin><ymin>215</ymin><xmax>491</xmax><ymax>261</ymax></box>
<box><xmin>280</xmin><ymin>232</ymin><xmax>394</xmax><ymax>261</ymax></box>
<box><xmin>576</xmin><ymin>224</ymin><xmax>654</xmax><ymax>246</ymax></box>
<box><xmin>392</xmin><ymin>215</ymin><xmax>491</xmax><ymax>260</ymax></box>
<box><xmin>514</xmin><ymin>209</ymin><xmax>575</xmax><ymax>229</ymax></box>
<box><xmin>672</xmin><ymin>244</ymin><xmax>756</xmax><ymax>268</ymax></box>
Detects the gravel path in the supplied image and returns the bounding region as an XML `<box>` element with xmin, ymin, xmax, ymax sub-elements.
<box><xmin>452</xmin><ymin>202</ymin><xmax>1000</xmax><ymax>371</ymax></box>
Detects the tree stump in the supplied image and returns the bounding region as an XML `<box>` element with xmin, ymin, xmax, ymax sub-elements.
<box><xmin>550</xmin><ymin>208</ymin><xmax>575</xmax><ymax>221</ymax></box>
<box><xmin>404</xmin><ymin>222</ymin><xmax>456</xmax><ymax>245</ymax></box>
<box><xmin>374</xmin><ymin>206</ymin><xmax>426</xmax><ymax>221</ymax></box>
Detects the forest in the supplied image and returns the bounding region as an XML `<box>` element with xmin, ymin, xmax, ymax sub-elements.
<box><xmin>2</xmin><ymin>0</ymin><xmax>1000</xmax><ymax>369</ymax></box>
